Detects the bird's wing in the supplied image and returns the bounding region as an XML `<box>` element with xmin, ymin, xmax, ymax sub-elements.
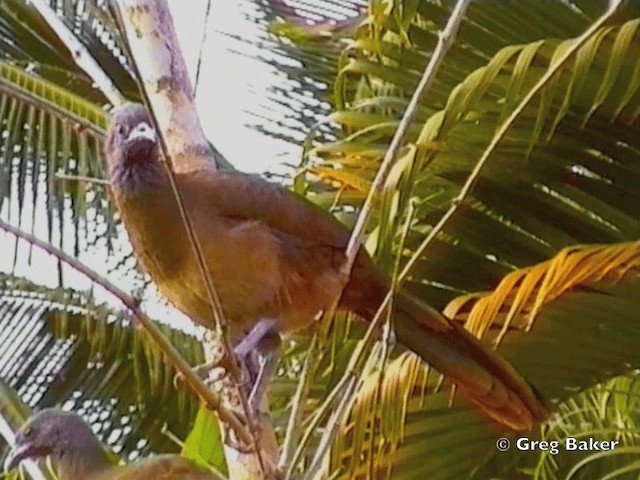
<box><xmin>104</xmin><ymin>455</ymin><xmax>216</xmax><ymax>479</ymax></box>
<box><xmin>177</xmin><ymin>168</ymin><xmax>351</xmax><ymax>250</ymax></box>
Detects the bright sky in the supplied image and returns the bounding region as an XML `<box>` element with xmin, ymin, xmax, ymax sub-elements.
<box><xmin>1</xmin><ymin>2</ymin><xmax>305</xmax><ymax>332</ymax></box>
<box><xmin>0</xmin><ymin>1</ymin><xmax>309</xmax><ymax>462</ymax></box>
<box><xmin>169</xmin><ymin>0</ymin><xmax>299</xmax><ymax>174</ymax></box>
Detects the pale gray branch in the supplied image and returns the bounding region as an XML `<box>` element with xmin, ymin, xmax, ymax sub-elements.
<box><xmin>115</xmin><ymin>0</ymin><xmax>211</xmax><ymax>173</ymax></box>
<box><xmin>114</xmin><ymin>1</ymin><xmax>275</xmax><ymax>477</ymax></box>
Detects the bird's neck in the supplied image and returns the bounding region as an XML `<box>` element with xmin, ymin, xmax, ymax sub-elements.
<box><xmin>109</xmin><ymin>154</ymin><xmax>168</xmax><ymax>196</ymax></box>
<box><xmin>54</xmin><ymin>440</ymin><xmax>114</xmax><ymax>480</ymax></box>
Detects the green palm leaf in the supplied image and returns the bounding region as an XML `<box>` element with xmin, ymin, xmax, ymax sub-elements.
<box><xmin>0</xmin><ymin>274</ymin><xmax>203</xmax><ymax>460</ymax></box>
<box><xmin>333</xmin><ymin>243</ymin><xmax>640</xmax><ymax>479</ymax></box>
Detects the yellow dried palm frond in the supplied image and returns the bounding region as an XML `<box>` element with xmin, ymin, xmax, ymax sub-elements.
<box><xmin>307</xmin><ymin>164</ymin><xmax>373</xmax><ymax>192</ymax></box>
<box><xmin>331</xmin><ymin>241</ymin><xmax>640</xmax><ymax>479</ymax></box>
<box><xmin>444</xmin><ymin>241</ymin><xmax>640</xmax><ymax>343</ymax></box>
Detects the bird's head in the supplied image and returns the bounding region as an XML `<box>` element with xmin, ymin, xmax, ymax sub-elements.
<box><xmin>105</xmin><ymin>103</ymin><xmax>166</xmax><ymax>192</ymax></box>
<box><xmin>4</xmin><ymin>409</ymin><xmax>98</xmax><ymax>472</ymax></box>
<box><xmin>105</xmin><ymin>103</ymin><xmax>159</xmax><ymax>167</ymax></box>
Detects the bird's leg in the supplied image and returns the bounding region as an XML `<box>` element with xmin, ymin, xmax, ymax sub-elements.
<box><xmin>233</xmin><ymin>318</ymin><xmax>281</xmax><ymax>415</ymax></box>
<box><xmin>247</xmin><ymin>349</ymin><xmax>279</xmax><ymax>414</ymax></box>
<box><xmin>173</xmin><ymin>359</ymin><xmax>224</xmax><ymax>388</ymax></box>
<box><xmin>172</xmin><ymin>337</ymin><xmax>228</xmax><ymax>389</ymax></box>
<box><xmin>234</xmin><ymin>318</ymin><xmax>279</xmax><ymax>358</ymax></box>
<box><xmin>221</xmin><ymin>320</ymin><xmax>281</xmax><ymax>452</ymax></box>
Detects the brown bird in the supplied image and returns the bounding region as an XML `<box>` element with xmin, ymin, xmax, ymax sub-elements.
<box><xmin>104</xmin><ymin>103</ymin><xmax>547</xmax><ymax>429</ymax></box>
<box><xmin>4</xmin><ymin>409</ymin><xmax>217</xmax><ymax>480</ymax></box>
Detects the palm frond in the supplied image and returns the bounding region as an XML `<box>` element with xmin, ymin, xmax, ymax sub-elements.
<box><xmin>445</xmin><ymin>242</ymin><xmax>640</xmax><ymax>340</ymax></box>
<box><xmin>305</xmin><ymin>2</ymin><xmax>640</xmax><ymax>307</ymax></box>
<box><xmin>0</xmin><ymin>60</ymin><xmax>110</xmax><ymax>244</ymax></box>
<box><xmin>332</xmin><ymin>242</ymin><xmax>640</xmax><ymax>479</ymax></box>
<box><xmin>0</xmin><ymin>274</ymin><xmax>203</xmax><ymax>460</ymax></box>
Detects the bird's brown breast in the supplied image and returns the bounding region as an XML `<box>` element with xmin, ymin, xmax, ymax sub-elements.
<box><xmin>92</xmin><ymin>454</ymin><xmax>215</xmax><ymax>479</ymax></box>
<box><xmin>112</xmin><ymin>175</ymin><xmax>343</xmax><ymax>340</ymax></box>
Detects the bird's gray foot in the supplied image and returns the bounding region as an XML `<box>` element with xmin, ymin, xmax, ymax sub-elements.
<box><xmin>233</xmin><ymin>318</ymin><xmax>281</xmax><ymax>416</ymax></box>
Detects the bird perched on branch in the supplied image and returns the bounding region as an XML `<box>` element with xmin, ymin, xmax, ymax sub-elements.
<box><xmin>4</xmin><ymin>409</ymin><xmax>217</xmax><ymax>480</ymax></box>
<box><xmin>104</xmin><ymin>103</ymin><xmax>547</xmax><ymax>430</ymax></box>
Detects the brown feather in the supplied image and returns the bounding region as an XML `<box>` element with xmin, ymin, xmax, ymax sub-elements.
<box><xmin>5</xmin><ymin>410</ymin><xmax>218</xmax><ymax>480</ymax></box>
<box><xmin>104</xmin><ymin>104</ymin><xmax>548</xmax><ymax>429</ymax></box>
<box><xmin>95</xmin><ymin>455</ymin><xmax>215</xmax><ymax>480</ymax></box>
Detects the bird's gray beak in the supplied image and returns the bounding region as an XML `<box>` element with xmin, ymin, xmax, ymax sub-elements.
<box><xmin>4</xmin><ymin>441</ymin><xmax>50</xmax><ymax>472</ymax></box>
<box><xmin>126</xmin><ymin>121</ymin><xmax>157</xmax><ymax>143</ymax></box>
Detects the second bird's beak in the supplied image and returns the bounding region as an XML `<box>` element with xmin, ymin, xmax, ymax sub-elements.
<box><xmin>3</xmin><ymin>440</ymin><xmax>50</xmax><ymax>472</ymax></box>
<box><xmin>126</xmin><ymin>122</ymin><xmax>157</xmax><ymax>144</ymax></box>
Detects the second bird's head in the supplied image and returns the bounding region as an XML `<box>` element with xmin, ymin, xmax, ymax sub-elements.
<box><xmin>4</xmin><ymin>409</ymin><xmax>99</xmax><ymax>472</ymax></box>
<box><xmin>105</xmin><ymin>103</ymin><xmax>163</xmax><ymax>191</ymax></box>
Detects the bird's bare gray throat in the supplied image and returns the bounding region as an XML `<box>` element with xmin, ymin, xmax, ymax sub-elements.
<box><xmin>110</xmin><ymin>146</ymin><xmax>166</xmax><ymax>194</ymax></box>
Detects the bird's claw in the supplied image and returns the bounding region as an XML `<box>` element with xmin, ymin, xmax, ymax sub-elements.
<box><xmin>221</xmin><ymin>409</ymin><xmax>268</xmax><ymax>453</ymax></box>
<box><xmin>172</xmin><ymin>360</ymin><xmax>221</xmax><ymax>389</ymax></box>
<box><xmin>222</xmin><ymin>425</ymin><xmax>257</xmax><ymax>453</ymax></box>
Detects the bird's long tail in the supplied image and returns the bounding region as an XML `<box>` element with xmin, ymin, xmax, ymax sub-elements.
<box><xmin>390</xmin><ymin>289</ymin><xmax>547</xmax><ymax>430</ymax></box>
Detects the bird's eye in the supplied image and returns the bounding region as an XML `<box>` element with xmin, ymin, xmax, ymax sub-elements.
<box><xmin>117</xmin><ymin>124</ymin><xmax>127</xmax><ymax>136</ymax></box>
<box><xmin>23</xmin><ymin>426</ymin><xmax>32</xmax><ymax>437</ymax></box>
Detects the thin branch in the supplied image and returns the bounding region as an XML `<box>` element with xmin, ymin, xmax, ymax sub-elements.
<box><xmin>287</xmin><ymin>1</ymin><xmax>473</xmax><ymax>476</ymax></box>
<box><xmin>115</xmin><ymin>0</ymin><xmax>211</xmax><ymax>173</ymax></box>
<box><xmin>296</xmin><ymin>312</ymin><xmax>387</xmax><ymax>480</ymax></box>
<box><xmin>194</xmin><ymin>0</ymin><xmax>214</xmax><ymax>96</ymax></box>
<box><xmin>364</xmin><ymin>202</ymin><xmax>417</xmax><ymax>479</ymax></box>
<box><xmin>29</xmin><ymin>0</ymin><xmax>126</xmax><ymax>106</ymax></box>
<box><xmin>55</xmin><ymin>173</ymin><xmax>110</xmax><ymax>186</ymax></box>
<box><xmin>278</xmin><ymin>335</ymin><xmax>317</xmax><ymax>470</ymax></box>
<box><xmin>114</xmin><ymin>1</ymin><xmax>270</xmax><ymax>475</ymax></box>
<box><xmin>399</xmin><ymin>0</ymin><xmax>626</xmax><ymax>323</ymax></box>
<box><xmin>341</xmin><ymin>0</ymin><xmax>472</xmax><ymax>270</ymax></box>
<box><xmin>0</xmin><ymin>219</ymin><xmax>253</xmax><ymax>447</ymax></box>
<box><xmin>308</xmin><ymin>385</ymin><xmax>355</xmax><ymax>480</ymax></box>
<box><xmin>284</xmin><ymin>369</ymin><xmax>348</xmax><ymax>480</ymax></box>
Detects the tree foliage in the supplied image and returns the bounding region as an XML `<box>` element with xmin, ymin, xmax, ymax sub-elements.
<box><xmin>0</xmin><ymin>1</ymin><xmax>639</xmax><ymax>479</ymax></box>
